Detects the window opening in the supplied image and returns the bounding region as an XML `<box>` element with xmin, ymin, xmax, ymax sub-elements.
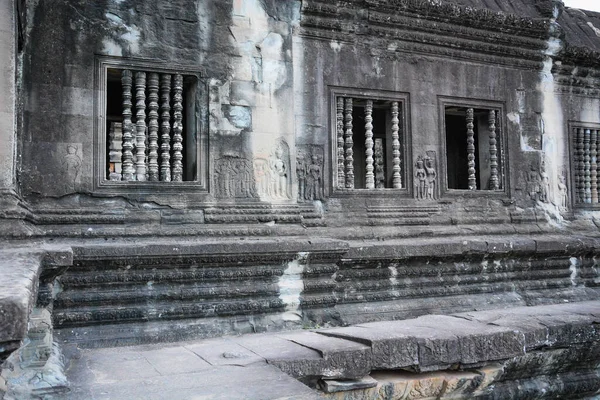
<box><xmin>105</xmin><ymin>68</ymin><xmax>198</xmax><ymax>182</ymax></box>
<box><xmin>571</xmin><ymin>126</ymin><xmax>600</xmax><ymax>205</ymax></box>
<box><xmin>445</xmin><ymin>106</ymin><xmax>502</xmax><ymax>191</ymax></box>
<box><xmin>336</xmin><ymin>97</ymin><xmax>405</xmax><ymax>190</ymax></box>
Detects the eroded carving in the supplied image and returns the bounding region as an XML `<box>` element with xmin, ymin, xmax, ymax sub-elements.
<box><xmin>414</xmin><ymin>153</ymin><xmax>437</xmax><ymax>201</ymax></box>
<box><xmin>558</xmin><ymin>173</ymin><xmax>568</xmax><ymax>211</ymax></box>
<box><xmin>214</xmin><ymin>156</ymin><xmax>257</xmax><ymax>199</ymax></box>
<box><xmin>298</xmin><ymin>145</ymin><xmax>324</xmax><ymax>201</ymax></box>
<box><xmin>63</xmin><ymin>145</ymin><xmax>82</xmax><ymax>193</ymax></box>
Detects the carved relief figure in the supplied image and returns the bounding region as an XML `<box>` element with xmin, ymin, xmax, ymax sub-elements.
<box><xmin>306</xmin><ymin>154</ymin><xmax>323</xmax><ymax>201</ymax></box>
<box><xmin>558</xmin><ymin>174</ymin><xmax>568</xmax><ymax>211</ymax></box>
<box><xmin>296</xmin><ymin>153</ymin><xmax>307</xmax><ymax>201</ymax></box>
<box><xmin>539</xmin><ymin>162</ymin><xmax>550</xmax><ymax>203</ymax></box>
<box><xmin>214</xmin><ymin>156</ymin><xmax>257</xmax><ymax>198</ymax></box>
<box><xmin>297</xmin><ymin>145</ymin><xmax>325</xmax><ymax>202</ymax></box>
<box><xmin>271</xmin><ymin>146</ymin><xmax>288</xmax><ymax>199</ymax></box>
<box><xmin>424</xmin><ymin>154</ymin><xmax>437</xmax><ymax>200</ymax></box>
<box><xmin>63</xmin><ymin>144</ymin><xmax>82</xmax><ymax>192</ymax></box>
<box><xmin>526</xmin><ymin>164</ymin><xmax>541</xmax><ymax>201</ymax></box>
<box><xmin>255</xmin><ymin>158</ymin><xmax>271</xmax><ymax>198</ymax></box>
<box><xmin>414</xmin><ymin>156</ymin><xmax>427</xmax><ymax>200</ymax></box>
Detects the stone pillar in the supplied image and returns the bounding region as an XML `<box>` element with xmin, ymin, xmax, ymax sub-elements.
<box><xmin>0</xmin><ymin>0</ymin><xmax>16</xmax><ymax>193</ymax></box>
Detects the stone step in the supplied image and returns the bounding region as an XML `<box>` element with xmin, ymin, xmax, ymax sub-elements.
<box><xmin>335</xmin><ymin>278</ymin><xmax>573</xmax><ymax>304</ymax></box>
<box><xmin>54</xmin><ymin>281</ymin><xmax>280</xmax><ymax>308</ymax></box>
<box><xmin>336</xmin><ymin>269</ymin><xmax>572</xmax><ymax>292</ymax></box>
<box><xmin>53</xmin><ymin>297</ymin><xmax>285</xmax><ymax>329</ymax></box>
<box><xmin>58</xmin><ymin>265</ymin><xmax>286</xmax><ymax>287</ymax></box>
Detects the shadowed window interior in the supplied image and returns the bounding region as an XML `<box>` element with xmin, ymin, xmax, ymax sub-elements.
<box><xmin>445</xmin><ymin>106</ymin><xmax>503</xmax><ymax>191</ymax></box>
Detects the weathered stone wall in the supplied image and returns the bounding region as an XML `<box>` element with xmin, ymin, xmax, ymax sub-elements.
<box><xmin>18</xmin><ymin>0</ymin><xmax>299</xmax><ymax>205</ymax></box>
<box><xmin>0</xmin><ymin>0</ymin><xmax>16</xmax><ymax>191</ymax></box>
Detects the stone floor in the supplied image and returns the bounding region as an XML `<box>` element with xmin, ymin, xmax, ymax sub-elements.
<box><xmin>61</xmin><ymin>301</ymin><xmax>600</xmax><ymax>400</ymax></box>
<box><xmin>65</xmin><ymin>338</ymin><xmax>318</xmax><ymax>399</ymax></box>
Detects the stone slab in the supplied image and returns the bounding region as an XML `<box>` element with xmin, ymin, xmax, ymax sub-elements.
<box><xmin>319</xmin><ymin>326</ymin><xmax>419</xmax><ymax>370</ymax></box>
<box><xmin>185</xmin><ymin>339</ymin><xmax>265</xmax><ymax>366</ymax></box>
<box><xmin>235</xmin><ymin>334</ymin><xmax>325</xmax><ymax>379</ymax></box>
<box><xmin>66</xmin><ymin>362</ymin><xmax>318</xmax><ymax>400</ymax></box>
<box><xmin>408</xmin><ymin>315</ymin><xmax>526</xmax><ymax>364</ymax></box>
<box><xmin>277</xmin><ymin>331</ymin><xmax>372</xmax><ymax>379</ymax></box>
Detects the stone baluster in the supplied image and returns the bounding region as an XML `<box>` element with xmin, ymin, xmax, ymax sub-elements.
<box><xmin>147</xmin><ymin>73</ymin><xmax>160</xmax><ymax>182</ymax></box>
<box><xmin>577</xmin><ymin>128</ymin><xmax>585</xmax><ymax>203</ymax></box>
<box><xmin>466</xmin><ymin>108</ymin><xmax>476</xmax><ymax>190</ymax></box>
<box><xmin>336</xmin><ymin>97</ymin><xmax>345</xmax><ymax>189</ymax></box>
<box><xmin>108</xmin><ymin>122</ymin><xmax>123</xmax><ymax>181</ymax></box>
<box><xmin>365</xmin><ymin>100</ymin><xmax>375</xmax><ymax>189</ymax></box>
<box><xmin>585</xmin><ymin>128</ymin><xmax>592</xmax><ymax>203</ymax></box>
<box><xmin>160</xmin><ymin>74</ymin><xmax>172</xmax><ymax>182</ymax></box>
<box><xmin>171</xmin><ymin>74</ymin><xmax>184</xmax><ymax>182</ymax></box>
<box><xmin>592</xmin><ymin>129</ymin><xmax>598</xmax><ymax>204</ymax></box>
<box><xmin>134</xmin><ymin>72</ymin><xmax>147</xmax><ymax>181</ymax></box>
<box><xmin>488</xmin><ymin>110</ymin><xmax>499</xmax><ymax>190</ymax></box>
<box><xmin>573</xmin><ymin>130</ymin><xmax>580</xmax><ymax>203</ymax></box>
<box><xmin>344</xmin><ymin>97</ymin><xmax>354</xmax><ymax>189</ymax></box>
<box><xmin>391</xmin><ymin>101</ymin><xmax>402</xmax><ymax>189</ymax></box>
<box><xmin>121</xmin><ymin>70</ymin><xmax>135</xmax><ymax>181</ymax></box>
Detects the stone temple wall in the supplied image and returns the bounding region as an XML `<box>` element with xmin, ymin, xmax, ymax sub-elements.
<box><xmin>3</xmin><ymin>1</ymin><xmax>600</xmax><ymax>397</ymax></box>
<box><xmin>3</xmin><ymin>0</ymin><xmax>598</xmax><ymax>235</ymax></box>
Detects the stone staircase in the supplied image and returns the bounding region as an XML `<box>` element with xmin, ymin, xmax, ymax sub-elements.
<box><xmin>52</xmin><ymin>239</ymin><xmax>347</xmax><ymax>348</ymax></box>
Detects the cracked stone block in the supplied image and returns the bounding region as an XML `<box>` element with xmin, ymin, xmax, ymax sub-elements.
<box><xmin>278</xmin><ymin>331</ymin><xmax>372</xmax><ymax>379</ymax></box>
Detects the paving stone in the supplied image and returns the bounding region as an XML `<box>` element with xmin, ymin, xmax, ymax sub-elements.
<box><xmin>138</xmin><ymin>345</ymin><xmax>212</xmax><ymax>375</ymax></box>
<box><xmin>66</xmin><ymin>363</ymin><xmax>318</xmax><ymax>400</ymax></box>
<box><xmin>319</xmin><ymin>326</ymin><xmax>419</xmax><ymax>369</ymax></box>
<box><xmin>185</xmin><ymin>339</ymin><xmax>265</xmax><ymax>366</ymax></box>
<box><xmin>234</xmin><ymin>334</ymin><xmax>325</xmax><ymax>379</ymax></box>
<box><xmin>277</xmin><ymin>331</ymin><xmax>372</xmax><ymax>379</ymax></box>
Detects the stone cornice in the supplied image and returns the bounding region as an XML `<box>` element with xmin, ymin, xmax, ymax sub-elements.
<box><xmin>300</xmin><ymin>0</ymin><xmax>551</xmax><ymax>68</ymax></box>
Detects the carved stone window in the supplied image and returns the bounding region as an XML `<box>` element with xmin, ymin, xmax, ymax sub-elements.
<box><xmin>569</xmin><ymin>123</ymin><xmax>600</xmax><ymax>207</ymax></box>
<box><xmin>332</xmin><ymin>89</ymin><xmax>409</xmax><ymax>191</ymax></box>
<box><xmin>95</xmin><ymin>58</ymin><xmax>206</xmax><ymax>192</ymax></box>
<box><xmin>442</xmin><ymin>101</ymin><xmax>505</xmax><ymax>192</ymax></box>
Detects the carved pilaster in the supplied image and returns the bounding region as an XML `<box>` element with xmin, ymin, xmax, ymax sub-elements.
<box><xmin>391</xmin><ymin>101</ymin><xmax>402</xmax><ymax>189</ymax></box>
<box><xmin>172</xmin><ymin>74</ymin><xmax>184</xmax><ymax>182</ymax></box>
<box><xmin>585</xmin><ymin>128</ymin><xmax>592</xmax><ymax>203</ymax></box>
<box><xmin>134</xmin><ymin>72</ymin><xmax>147</xmax><ymax>181</ymax></box>
<box><xmin>147</xmin><ymin>73</ymin><xmax>160</xmax><ymax>182</ymax></box>
<box><xmin>365</xmin><ymin>100</ymin><xmax>375</xmax><ymax>189</ymax></box>
<box><xmin>489</xmin><ymin>110</ymin><xmax>499</xmax><ymax>190</ymax></box>
<box><xmin>577</xmin><ymin>129</ymin><xmax>585</xmax><ymax>203</ymax></box>
<box><xmin>160</xmin><ymin>74</ymin><xmax>172</xmax><ymax>182</ymax></box>
<box><xmin>121</xmin><ymin>70</ymin><xmax>135</xmax><ymax>181</ymax></box>
<box><xmin>592</xmin><ymin>129</ymin><xmax>598</xmax><ymax>204</ymax></box>
<box><xmin>466</xmin><ymin>108</ymin><xmax>476</xmax><ymax>190</ymax></box>
<box><xmin>336</xmin><ymin>97</ymin><xmax>345</xmax><ymax>189</ymax></box>
<box><xmin>344</xmin><ymin>97</ymin><xmax>354</xmax><ymax>189</ymax></box>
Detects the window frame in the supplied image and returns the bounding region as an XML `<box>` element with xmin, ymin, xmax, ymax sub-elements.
<box><xmin>329</xmin><ymin>86</ymin><xmax>412</xmax><ymax>197</ymax></box>
<box><xmin>438</xmin><ymin>96</ymin><xmax>509</xmax><ymax>198</ymax></box>
<box><xmin>93</xmin><ymin>56</ymin><xmax>208</xmax><ymax>195</ymax></box>
<box><xmin>568</xmin><ymin>121</ymin><xmax>600</xmax><ymax>209</ymax></box>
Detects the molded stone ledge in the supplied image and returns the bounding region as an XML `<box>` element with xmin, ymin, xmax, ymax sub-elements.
<box><xmin>71</xmin><ymin>237</ymin><xmax>349</xmax><ymax>261</ymax></box>
<box><xmin>0</xmin><ymin>245</ymin><xmax>73</xmax><ymax>359</ymax></box>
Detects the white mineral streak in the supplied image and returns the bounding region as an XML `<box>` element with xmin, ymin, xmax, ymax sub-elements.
<box><xmin>278</xmin><ymin>252</ymin><xmax>308</xmax><ymax>321</ymax></box>
<box><xmin>102</xmin><ymin>9</ymin><xmax>140</xmax><ymax>56</ymax></box>
<box><xmin>569</xmin><ymin>257</ymin><xmax>579</xmax><ymax>286</ymax></box>
<box><xmin>538</xmin><ymin>4</ymin><xmax>565</xmax><ymax>219</ymax></box>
